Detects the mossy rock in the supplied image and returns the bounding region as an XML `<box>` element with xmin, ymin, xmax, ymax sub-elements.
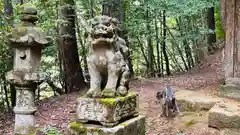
<box><xmin>99</xmin><ymin>92</ymin><xmax>137</xmax><ymax>107</ymax></box>
<box><xmin>13</xmin><ymin>125</ymin><xmax>38</xmax><ymax>135</ymax></box>
<box><xmin>69</xmin><ymin>121</ymin><xmax>87</xmax><ymax>133</ymax></box>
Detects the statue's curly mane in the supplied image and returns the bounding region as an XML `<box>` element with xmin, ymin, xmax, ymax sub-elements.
<box><xmin>87</xmin><ymin>15</ymin><xmax>121</xmax><ymax>52</ymax></box>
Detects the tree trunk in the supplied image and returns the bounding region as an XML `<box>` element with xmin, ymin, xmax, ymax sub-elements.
<box><xmin>173</xmin><ymin>18</ymin><xmax>189</xmax><ymax>71</ymax></box>
<box><xmin>137</xmin><ymin>37</ymin><xmax>148</xmax><ymax>68</ymax></box>
<box><xmin>220</xmin><ymin>0</ymin><xmax>226</xmax><ymax>32</ymax></box>
<box><xmin>190</xmin><ymin>16</ymin><xmax>205</xmax><ymax>64</ymax></box>
<box><xmin>146</xmin><ymin>6</ymin><xmax>154</xmax><ymax>77</ymax></box>
<box><xmin>90</xmin><ymin>0</ymin><xmax>94</xmax><ymax>18</ymax></box>
<box><xmin>207</xmin><ymin>7</ymin><xmax>217</xmax><ymax>54</ymax></box>
<box><xmin>3</xmin><ymin>77</ymin><xmax>10</xmax><ymax>110</ymax></box>
<box><xmin>224</xmin><ymin>0</ymin><xmax>240</xmax><ymax>78</ymax></box>
<box><xmin>58</xmin><ymin>0</ymin><xmax>86</xmax><ymax>94</ymax></box>
<box><xmin>159</xmin><ymin>12</ymin><xmax>164</xmax><ymax>76</ymax></box>
<box><xmin>102</xmin><ymin>0</ymin><xmax>111</xmax><ymax>16</ymax></box>
<box><xmin>102</xmin><ymin>0</ymin><xmax>134</xmax><ymax>76</ymax></box>
<box><xmin>167</xmin><ymin>47</ymin><xmax>184</xmax><ymax>72</ymax></box>
<box><xmin>55</xmin><ymin>0</ymin><xmax>65</xmax><ymax>90</ymax></box>
<box><xmin>162</xmin><ymin>10</ymin><xmax>170</xmax><ymax>76</ymax></box>
<box><xmin>183</xmin><ymin>40</ymin><xmax>194</xmax><ymax>69</ymax></box>
<box><xmin>155</xmin><ymin>17</ymin><xmax>161</xmax><ymax>76</ymax></box>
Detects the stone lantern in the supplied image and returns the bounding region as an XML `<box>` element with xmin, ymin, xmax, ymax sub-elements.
<box><xmin>6</xmin><ymin>4</ymin><xmax>50</xmax><ymax>134</ymax></box>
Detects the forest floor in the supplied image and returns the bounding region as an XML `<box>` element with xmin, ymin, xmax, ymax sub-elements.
<box><xmin>0</xmin><ymin>47</ymin><xmax>235</xmax><ymax>135</ymax></box>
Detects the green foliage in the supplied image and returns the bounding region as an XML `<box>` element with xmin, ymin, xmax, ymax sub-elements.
<box><xmin>0</xmin><ymin>1</ymin><xmax>13</xmax><ymax>111</ymax></box>
<box><xmin>214</xmin><ymin>3</ymin><xmax>224</xmax><ymax>39</ymax></box>
<box><xmin>125</xmin><ymin>0</ymin><xmax>220</xmax><ymax>75</ymax></box>
<box><xmin>39</xmin><ymin>126</ymin><xmax>63</xmax><ymax>135</ymax></box>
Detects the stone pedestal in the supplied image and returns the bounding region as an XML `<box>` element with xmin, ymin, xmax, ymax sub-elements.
<box><xmin>208</xmin><ymin>103</ymin><xmax>240</xmax><ymax>129</ymax></box>
<box><xmin>76</xmin><ymin>92</ymin><xmax>139</xmax><ymax>127</ymax></box>
<box><xmin>6</xmin><ymin>71</ymin><xmax>47</xmax><ymax>134</ymax></box>
<box><xmin>14</xmin><ymin>114</ymin><xmax>36</xmax><ymax>134</ymax></box>
<box><xmin>68</xmin><ymin>92</ymin><xmax>145</xmax><ymax>135</ymax></box>
<box><xmin>67</xmin><ymin>115</ymin><xmax>145</xmax><ymax>135</ymax></box>
<box><xmin>14</xmin><ymin>86</ymin><xmax>36</xmax><ymax>134</ymax></box>
<box><xmin>176</xmin><ymin>90</ymin><xmax>220</xmax><ymax>112</ymax></box>
<box><xmin>220</xmin><ymin>78</ymin><xmax>240</xmax><ymax>100</ymax></box>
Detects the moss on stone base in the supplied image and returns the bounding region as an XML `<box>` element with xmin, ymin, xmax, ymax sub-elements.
<box><xmin>99</xmin><ymin>92</ymin><xmax>137</xmax><ymax>107</ymax></box>
<box><xmin>14</xmin><ymin>126</ymin><xmax>37</xmax><ymax>135</ymax></box>
<box><xmin>99</xmin><ymin>98</ymin><xmax>116</xmax><ymax>107</ymax></box>
<box><xmin>68</xmin><ymin>115</ymin><xmax>145</xmax><ymax>135</ymax></box>
<box><xmin>119</xmin><ymin>123</ymin><xmax>128</xmax><ymax>126</ymax></box>
<box><xmin>88</xmin><ymin>128</ymin><xmax>104</xmax><ymax>135</ymax></box>
<box><xmin>69</xmin><ymin>123</ymin><xmax>104</xmax><ymax>135</ymax></box>
<box><xmin>69</xmin><ymin>121</ymin><xmax>87</xmax><ymax>133</ymax></box>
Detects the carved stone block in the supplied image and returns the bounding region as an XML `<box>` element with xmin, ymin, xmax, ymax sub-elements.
<box><xmin>225</xmin><ymin>77</ymin><xmax>240</xmax><ymax>87</ymax></box>
<box><xmin>76</xmin><ymin>92</ymin><xmax>139</xmax><ymax>127</ymax></box>
<box><xmin>14</xmin><ymin>48</ymin><xmax>42</xmax><ymax>72</ymax></box>
<box><xmin>208</xmin><ymin>103</ymin><xmax>240</xmax><ymax>129</ymax></box>
<box><xmin>67</xmin><ymin>115</ymin><xmax>145</xmax><ymax>135</ymax></box>
<box><xmin>14</xmin><ymin>114</ymin><xmax>36</xmax><ymax>135</ymax></box>
<box><xmin>6</xmin><ymin>70</ymin><xmax>47</xmax><ymax>86</ymax></box>
<box><xmin>176</xmin><ymin>90</ymin><xmax>220</xmax><ymax>111</ymax></box>
<box><xmin>220</xmin><ymin>84</ymin><xmax>240</xmax><ymax>100</ymax></box>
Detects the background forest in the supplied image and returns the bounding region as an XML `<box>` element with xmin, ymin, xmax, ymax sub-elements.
<box><xmin>0</xmin><ymin>0</ymin><xmax>224</xmax><ymax>114</ymax></box>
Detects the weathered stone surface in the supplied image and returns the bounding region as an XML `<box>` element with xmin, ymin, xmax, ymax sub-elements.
<box><xmin>6</xmin><ymin>71</ymin><xmax>47</xmax><ymax>86</ymax></box>
<box><xmin>85</xmin><ymin>15</ymin><xmax>130</xmax><ymax>98</ymax></box>
<box><xmin>14</xmin><ymin>86</ymin><xmax>36</xmax><ymax>114</ymax></box>
<box><xmin>225</xmin><ymin>77</ymin><xmax>240</xmax><ymax>87</ymax></box>
<box><xmin>220</xmin><ymin>129</ymin><xmax>240</xmax><ymax>135</ymax></box>
<box><xmin>7</xmin><ymin>4</ymin><xmax>50</xmax><ymax>73</ymax></box>
<box><xmin>14</xmin><ymin>114</ymin><xmax>36</xmax><ymax>134</ymax></box>
<box><xmin>208</xmin><ymin>103</ymin><xmax>240</xmax><ymax>129</ymax></box>
<box><xmin>76</xmin><ymin>92</ymin><xmax>138</xmax><ymax>127</ymax></box>
<box><xmin>67</xmin><ymin>115</ymin><xmax>145</xmax><ymax>135</ymax></box>
<box><xmin>220</xmin><ymin>85</ymin><xmax>240</xmax><ymax>100</ymax></box>
<box><xmin>6</xmin><ymin>4</ymin><xmax>50</xmax><ymax>135</ymax></box>
<box><xmin>175</xmin><ymin>90</ymin><xmax>220</xmax><ymax>111</ymax></box>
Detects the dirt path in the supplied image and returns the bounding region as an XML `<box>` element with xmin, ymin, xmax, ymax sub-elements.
<box><xmin>0</xmin><ymin>49</ymin><xmax>226</xmax><ymax>134</ymax></box>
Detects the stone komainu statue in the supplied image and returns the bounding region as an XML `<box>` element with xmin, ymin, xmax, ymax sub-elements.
<box><xmin>85</xmin><ymin>15</ymin><xmax>130</xmax><ymax>98</ymax></box>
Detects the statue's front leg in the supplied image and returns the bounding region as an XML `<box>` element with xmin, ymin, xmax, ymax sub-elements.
<box><xmin>117</xmin><ymin>69</ymin><xmax>130</xmax><ymax>96</ymax></box>
<box><xmin>86</xmin><ymin>56</ymin><xmax>101</xmax><ymax>98</ymax></box>
<box><xmin>102</xmin><ymin>52</ymin><xmax>120</xmax><ymax>98</ymax></box>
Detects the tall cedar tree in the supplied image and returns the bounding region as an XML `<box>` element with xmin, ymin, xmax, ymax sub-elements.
<box><xmin>162</xmin><ymin>10</ymin><xmax>170</xmax><ymax>76</ymax></box>
<box><xmin>207</xmin><ymin>7</ymin><xmax>217</xmax><ymax>54</ymax></box>
<box><xmin>146</xmin><ymin>4</ymin><xmax>154</xmax><ymax>77</ymax></box>
<box><xmin>220</xmin><ymin>0</ymin><xmax>226</xmax><ymax>31</ymax></box>
<box><xmin>58</xmin><ymin>0</ymin><xmax>86</xmax><ymax>93</ymax></box>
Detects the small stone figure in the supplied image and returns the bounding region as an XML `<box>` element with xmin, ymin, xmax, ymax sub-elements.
<box><xmin>85</xmin><ymin>15</ymin><xmax>130</xmax><ymax>98</ymax></box>
<box><xmin>156</xmin><ymin>85</ymin><xmax>180</xmax><ymax>117</ymax></box>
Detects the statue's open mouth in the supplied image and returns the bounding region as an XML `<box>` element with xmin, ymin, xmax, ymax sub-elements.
<box><xmin>93</xmin><ymin>32</ymin><xmax>114</xmax><ymax>39</ymax></box>
<box><xmin>91</xmin><ymin>31</ymin><xmax>115</xmax><ymax>48</ymax></box>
